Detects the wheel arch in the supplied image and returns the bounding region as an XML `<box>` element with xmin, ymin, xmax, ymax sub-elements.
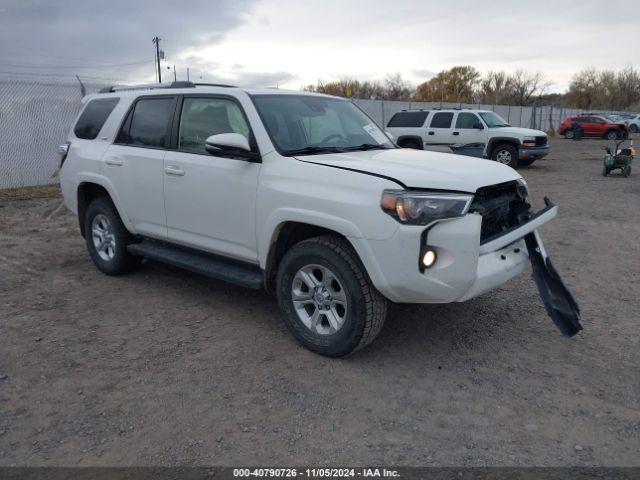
<box><xmin>76</xmin><ymin>177</ymin><xmax>132</xmax><ymax>237</ymax></box>
<box><xmin>487</xmin><ymin>137</ymin><xmax>520</xmax><ymax>157</ymax></box>
<box><xmin>263</xmin><ymin>220</ymin><xmax>365</xmax><ymax>293</ymax></box>
<box><xmin>396</xmin><ymin>135</ymin><xmax>424</xmax><ymax>149</ymax></box>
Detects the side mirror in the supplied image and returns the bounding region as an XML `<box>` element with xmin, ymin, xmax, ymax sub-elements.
<box><xmin>473</xmin><ymin>123</ymin><xmax>484</xmax><ymax>130</ymax></box>
<box><xmin>205</xmin><ymin>133</ymin><xmax>260</xmax><ymax>161</ymax></box>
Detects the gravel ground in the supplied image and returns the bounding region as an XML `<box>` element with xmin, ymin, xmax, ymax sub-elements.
<box><xmin>0</xmin><ymin>138</ymin><xmax>638</xmax><ymax>467</ymax></box>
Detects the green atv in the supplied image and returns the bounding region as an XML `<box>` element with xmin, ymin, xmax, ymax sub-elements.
<box><xmin>603</xmin><ymin>140</ymin><xmax>634</xmax><ymax>177</ymax></box>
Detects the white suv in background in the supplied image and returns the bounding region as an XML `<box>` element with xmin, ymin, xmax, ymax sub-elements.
<box><xmin>386</xmin><ymin>109</ymin><xmax>550</xmax><ymax>168</ymax></box>
<box><xmin>59</xmin><ymin>82</ymin><xmax>580</xmax><ymax>356</ymax></box>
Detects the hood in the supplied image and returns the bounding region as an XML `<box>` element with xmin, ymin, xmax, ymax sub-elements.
<box><xmin>490</xmin><ymin>126</ymin><xmax>547</xmax><ymax>137</ymax></box>
<box><xmin>295</xmin><ymin>148</ymin><xmax>521</xmax><ymax>192</ymax></box>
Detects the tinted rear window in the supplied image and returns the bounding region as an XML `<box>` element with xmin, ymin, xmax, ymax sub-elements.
<box><xmin>74</xmin><ymin>98</ymin><xmax>119</xmax><ymax>139</ymax></box>
<box><xmin>118</xmin><ymin>97</ymin><xmax>174</xmax><ymax>148</ymax></box>
<box><xmin>387</xmin><ymin>111</ymin><xmax>429</xmax><ymax>128</ymax></box>
<box><xmin>430</xmin><ymin>112</ymin><xmax>454</xmax><ymax>129</ymax></box>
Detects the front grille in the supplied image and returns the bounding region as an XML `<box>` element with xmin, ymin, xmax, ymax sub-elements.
<box><xmin>469</xmin><ymin>181</ymin><xmax>529</xmax><ymax>243</ymax></box>
<box><xmin>535</xmin><ymin>136</ymin><xmax>548</xmax><ymax>146</ymax></box>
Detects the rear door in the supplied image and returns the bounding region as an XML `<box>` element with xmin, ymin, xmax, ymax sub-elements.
<box><xmin>579</xmin><ymin>117</ymin><xmax>597</xmax><ymax>136</ymax></box>
<box><xmin>426</xmin><ymin>111</ymin><xmax>455</xmax><ymax>149</ymax></box>
<box><xmin>102</xmin><ymin>95</ymin><xmax>177</xmax><ymax>239</ymax></box>
<box><xmin>452</xmin><ymin>112</ymin><xmax>487</xmax><ymax>145</ymax></box>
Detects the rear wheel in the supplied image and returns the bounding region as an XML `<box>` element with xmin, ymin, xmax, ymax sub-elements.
<box><xmin>630</xmin><ymin>124</ymin><xmax>639</xmax><ymax>134</ymax></box>
<box><xmin>623</xmin><ymin>166</ymin><xmax>632</xmax><ymax>177</ymax></box>
<box><xmin>602</xmin><ymin>166</ymin><xmax>608</xmax><ymax>176</ymax></box>
<box><xmin>564</xmin><ymin>130</ymin><xmax>575</xmax><ymax>139</ymax></box>
<box><xmin>492</xmin><ymin>144</ymin><xmax>519</xmax><ymax>168</ymax></box>
<box><xmin>276</xmin><ymin>236</ymin><xmax>387</xmax><ymax>357</ymax></box>
<box><xmin>606</xmin><ymin>130</ymin><xmax>618</xmax><ymax>141</ymax></box>
<box><xmin>84</xmin><ymin>197</ymin><xmax>141</xmax><ymax>275</ymax></box>
<box><xmin>399</xmin><ymin>139</ymin><xmax>422</xmax><ymax>150</ymax></box>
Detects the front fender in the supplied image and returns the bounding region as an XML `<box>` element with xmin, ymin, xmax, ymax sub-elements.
<box><xmin>258</xmin><ymin>207</ymin><xmax>380</xmax><ymax>267</ymax></box>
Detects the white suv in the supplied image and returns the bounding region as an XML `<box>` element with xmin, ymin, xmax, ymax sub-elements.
<box><xmin>59</xmin><ymin>82</ymin><xmax>581</xmax><ymax>356</ymax></box>
<box><xmin>386</xmin><ymin>109</ymin><xmax>550</xmax><ymax>167</ymax></box>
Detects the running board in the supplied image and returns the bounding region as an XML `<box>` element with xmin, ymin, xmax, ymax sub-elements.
<box><xmin>128</xmin><ymin>241</ymin><xmax>264</xmax><ymax>289</ymax></box>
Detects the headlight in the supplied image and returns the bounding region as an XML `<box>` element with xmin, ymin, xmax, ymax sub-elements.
<box><xmin>516</xmin><ymin>178</ymin><xmax>529</xmax><ymax>198</ymax></box>
<box><xmin>522</xmin><ymin>136</ymin><xmax>536</xmax><ymax>147</ymax></box>
<box><xmin>381</xmin><ymin>190</ymin><xmax>473</xmax><ymax>225</ymax></box>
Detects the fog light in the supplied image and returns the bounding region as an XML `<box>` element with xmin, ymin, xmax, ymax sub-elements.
<box><xmin>422</xmin><ymin>249</ymin><xmax>437</xmax><ymax>268</ymax></box>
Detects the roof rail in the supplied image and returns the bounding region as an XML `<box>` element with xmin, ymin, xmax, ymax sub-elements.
<box><xmin>193</xmin><ymin>83</ymin><xmax>237</xmax><ymax>88</ymax></box>
<box><xmin>98</xmin><ymin>81</ymin><xmax>195</xmax><ymax>93</ymax></box>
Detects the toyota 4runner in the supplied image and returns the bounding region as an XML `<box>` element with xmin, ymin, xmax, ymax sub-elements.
<box><xmin>386</xmin><ymin>109</ymin><xmax>550</xmax><ymax>167</ymax></box>
<box><xmin>59</xmin><ymin>82</ymin><xmax>581</xmax><ymax>357</ymax></box>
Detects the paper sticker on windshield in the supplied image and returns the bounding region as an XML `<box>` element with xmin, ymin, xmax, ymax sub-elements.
<box><xmin>363</xmin><ymin>124</ymin><xmax>389</xmax><ymax>144</ymax></box>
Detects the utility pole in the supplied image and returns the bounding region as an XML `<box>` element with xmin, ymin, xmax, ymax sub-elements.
<box><xmin>187</xmin><ymin>68</ymin><xmax>190</xmax><ymax>82</ymax></box>
<box><xmin>173</xmin><ymin>64</ymin><xmax>177</xmax><ymax>82</ymax></box>
<box><xmin>152</xmin><ymin>36</ymin><xmax>162</xmax><ymax>83</ymax></box>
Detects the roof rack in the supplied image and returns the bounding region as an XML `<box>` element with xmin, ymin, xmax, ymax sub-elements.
<box><xmin>193</xmin><ymin>83</ymin><xmax>237</xmax><ymax>88</ymax></box>
<box><xmin>98</xmin><ymin>81</ymin><xmax>237</xmax><ymax>94</ymax></box>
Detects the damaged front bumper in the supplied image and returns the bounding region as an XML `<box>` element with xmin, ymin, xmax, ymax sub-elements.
<box><xmin>493</xmin><ymin>197</ymin><xmax>582</xmax><ymax>337</ymax></box>
<box><xmin>525</xmin><ymin>222</ymin><xmax>583</xmax><ymax>337</ymax></box>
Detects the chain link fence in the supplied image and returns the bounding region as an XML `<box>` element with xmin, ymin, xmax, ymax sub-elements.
<box><xmin>0</xmin><ymin>76</ymin><xmax>108</xmax><ymax>189</ymax></box>
<box><xmin>0</xmin><ymin>76</ymin><xmax>631</xmax><ymax>189</ymax></box>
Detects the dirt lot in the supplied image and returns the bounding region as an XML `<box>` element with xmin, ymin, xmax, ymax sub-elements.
<box><xmin>1</xmin><ymin>138</ymin><xmax>639</xmax><ymax>467</ymax></box>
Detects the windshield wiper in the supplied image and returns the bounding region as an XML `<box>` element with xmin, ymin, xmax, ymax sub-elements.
<box><xmin>341</xmin><ymin>143</ymin><xmax>391</xmax><ymax>152</ymax></box>
<box><xmin>283</xmin><ymin>146</ymin><xmax>344</xmax><ymax>156</ymax></box>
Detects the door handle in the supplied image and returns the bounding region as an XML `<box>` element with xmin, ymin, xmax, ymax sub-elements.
<box><xmin>428</xmin><ymin>131</ymin><xmax>435</xmax><ymax>135</ymax></box>
<box><xmin>105</xmin><ymin>158</ymin><xmax>123</xmax><ymax>166</ymax></box>
<box><xmin>164</xmin><ymin>166</ymin><xmax>185</xmax><ymax>176</ymax></box>
<box><xmin>453</xmin><ymin>132</ymin><xmax>460</xmax><ymax>136</ymax></box>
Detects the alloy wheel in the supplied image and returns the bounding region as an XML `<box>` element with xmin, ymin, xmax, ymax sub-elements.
<box><xmin>91</xmin><ymin>214</ymin><xmax>116</xmax><ymax>261</ymax></box>
<box><xmin>291</xmin><ymin>264</ymin><xmax>348</xmax><ymax>335</ymax></box>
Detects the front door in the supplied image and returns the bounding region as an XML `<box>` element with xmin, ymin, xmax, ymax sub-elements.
<box><xmin>163</xmin><ymin>96</ymin><xmax>261</xmax><ymax>262</ymax></box>
<box><xmin>452</xmin><ymin>112</ymin><xmax>488</xmax><ymax>145</ymax></box>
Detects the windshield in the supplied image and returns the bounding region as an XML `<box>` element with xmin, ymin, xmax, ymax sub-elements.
<box><xmin>479</xmin><ymin>111</ymin><xmax>510</xmax><ymax>128</ymax></box>
<box><xmin>251</xmin><ymin>95</ymin><xmax>394</xmax><ymax>156</ymax></box>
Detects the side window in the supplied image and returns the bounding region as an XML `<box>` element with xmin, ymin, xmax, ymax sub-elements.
<box><xmin>387</xmin><ymin>111</ymin><xmax>429</xmax><ymax>128</ymax></box>
<box><xmin>74</xmin><ymin>98</ymin><xmax>119</xmax><ymax>139</ymax></box>
<box><xmin>430</xmin><ymin>112</ymin><xmax>454</xmax><ymax>129</ymax></box>
<box><xmin>455</xmin><ymin>112</ymin><xmax>481</xmax><ymax>129</ymax></box>
<box><xmin>178</xmin><ymin>97</ymin><xmax>251</xmax><ymax>154</ymax></box>
<box><xmin>118</xmin><ymin>97</ymin><xmax>174</xmax><ymax>148</ymax></box>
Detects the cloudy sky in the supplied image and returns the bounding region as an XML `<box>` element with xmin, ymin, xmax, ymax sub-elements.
<box><xmin>0</xmin><ymin>0</ymin><xmax>638</xmax><ymax>92</ymax></box>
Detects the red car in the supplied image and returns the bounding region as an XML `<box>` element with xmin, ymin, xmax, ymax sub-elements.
<box><xmin>559</xmin><ymin>115</ymin><xmax>627</xmax><ymax>140</ymax></box>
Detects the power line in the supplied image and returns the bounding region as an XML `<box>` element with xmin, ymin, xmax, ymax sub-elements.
<box><xmin>0</xmin><ymin>60</ymin><xmax>154</xmax><ymax>69</ymax></box>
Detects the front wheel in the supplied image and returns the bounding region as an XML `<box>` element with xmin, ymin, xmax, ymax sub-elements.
<box><xmin>630</xmin><ymin>124</ymin><xmax>639</xmax><ymax>134</ymax></box>
<box><xmin>276</xmin><ymin>236</ymin><xmax>387</xmax><ymax>357</ymax></box>
<box><xmin>564</xmin><ymin>130</ymin><xmax>575</xmax><ymax>140</ymax></box>
<box><xmin>606</xmin><ymin>130</ymin><xmax>618</xmax><ymax>141</ymax></box>
<box><xmin>84</xmin><ymin>197</ymin><xmax>141</xmax><ymax>275</ymax></box>
<box><xmin>492</xmin><ymin>144</ymin><xmax>519</xmax><ymax>168</ymax></box>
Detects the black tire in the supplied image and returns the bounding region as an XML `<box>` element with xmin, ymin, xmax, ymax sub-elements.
<box><xmin>491</xmin><ymin>143</ymin><xmax>519</xmax><ymax>168</ymax></box>
<box><xmin>606</xmin><ymin>130</ymin><xmax>618</xmax><ymax>141</ymax></box>
<box><xmin>400</xmin><ymin>139</ymin><xmax>422</xmax><ymax>150</ymax></box>
<box><xmin>630</xmin><ymin>124</ymin><xmax>639</xmax><ymax>134</ymax></box>
<box><xmin>602</xmin><ymin>166</ymin><xmax>608</xmax><ymax>176</ymax></box>
<box><xmin>623</xmin><ymin>166</ymin><xmax>631</xmax><ymax>177</ymax></box>
<box><xmin>84</xmin><ymin>197</ymin><xmax>141</xmax><ymax>275</ymax></box>
<box><xmin>564</xmin><ymin>130</ymin><xmax>575</xmax><ymax>140</ymax></box>
<box><xmin>276</xmin><ymin>236</ymin><xmax>387</xmax><ymax>357</ymax></box>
